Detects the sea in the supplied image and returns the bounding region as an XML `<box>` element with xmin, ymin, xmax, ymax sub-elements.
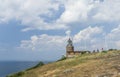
<box><xmin>0</xmin><ymin>61</ymin><xmax>50</xmax><ymax>77</ymax></box>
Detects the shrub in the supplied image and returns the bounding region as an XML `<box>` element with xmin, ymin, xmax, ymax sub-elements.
<box><xmin>7</xmin><ymin>71</ymin><xmax>25</xmax><ymax>77</ymax></box>
<box><xmin>7</xmin><ymin>62</ymin><xmax>44</xmax><ymax>77</ymax></box>
<box><xmin>108</xmin><ymin>49</ymin><xmax>117</xmax><ymax>51</ymax></box>
<box><xmin>57</xmin><ymin>55</ymin><xmax>66</xmax><ymax>61</ymax></box>
<box><xmin>26</xmin><ymin>61</ymin><xmax>44</xmax><ymax>70</ymax></box>
<box><xmin>102</xmin><ymin>50</ymin><xmax>108</xmax><ymax>53</ymax></box>
<box><xmin>34</xmin><ymin>61</ymin><xmax>44</xmax><ymax>68</ymax></box>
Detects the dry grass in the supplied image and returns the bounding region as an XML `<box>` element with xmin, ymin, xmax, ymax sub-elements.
<box><xmin>7</xmin><ymin>50</ymin><xmax>120</xmax><ymax>77</ymax></box>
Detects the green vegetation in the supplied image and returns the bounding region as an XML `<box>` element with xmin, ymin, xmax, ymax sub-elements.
<box><xmin>26</xmin><ymin>61</ymin><xmax>44</xmax><ymax>71</ymax></box>
<box><xmin>7</xmin><ymin>61</ymin><xmax>44</xmax><ymax>77</ymax></box>
<box><xmin>7</xmin><ymin>50</ymin><xmax>120</xmax><ymax>77</ymax></box>
<box><xmin>6</xmin><ymin>71</ymin><xmax>25</xmax><ymax>77</ymax></box>
<box><xmin>102</xmin><ymin>50</ymin><xmax>108</xmax><ymax>53</ymax></box>
<box><xmin>57</xmin><ymin>55</ymin><xmax>66</xmax><ymax>61</ymax></box>
<box><xmin>108</xmin><ymin>49</ymin><xmax>117</xmax><ymax>51</ymax></box>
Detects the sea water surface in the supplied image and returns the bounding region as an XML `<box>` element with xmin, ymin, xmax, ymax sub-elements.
<box><xmin>0</xmin><ymin>61</ymin><xmax>39</xmax><ymax>77</ymax></box>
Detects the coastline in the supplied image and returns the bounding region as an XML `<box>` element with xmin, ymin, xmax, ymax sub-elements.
<box><xmin>6</xmin><ymin>50</ymin><xmax>120</xmax><ymax>77</ymax></box>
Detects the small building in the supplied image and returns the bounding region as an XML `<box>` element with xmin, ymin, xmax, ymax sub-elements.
<box><xmin>66</xmin><ymin>38</ymin><xmax>90</xmax><ymax>58</ymax></box>
<box><xmin>66</xmin><ymin>38</ymin><xmax>81</xmax><ymax>58</ymax></box>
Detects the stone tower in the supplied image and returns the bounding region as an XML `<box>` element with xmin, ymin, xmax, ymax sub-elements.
<box><xmin>66</xmin><ymin>38</ymin><xmax>74</xmax><ymax>57</ymax></box>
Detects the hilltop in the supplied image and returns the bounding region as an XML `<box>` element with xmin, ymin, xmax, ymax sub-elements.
<box><xmin>7</xmin><ymin>50</ymin><xmax>120</xmax><ymax>77</ymax></box>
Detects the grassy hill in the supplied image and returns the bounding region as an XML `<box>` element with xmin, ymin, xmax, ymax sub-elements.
<box><xmin>7</xmin><ymin>50</ymin><xmax>120</xmax><ymax>77</ymax></box>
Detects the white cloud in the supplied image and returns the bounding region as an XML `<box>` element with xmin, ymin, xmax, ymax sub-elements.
<box><xmin>106</xmin><ymin>25</ymin><xmax>120</xmax><ymax>49</ymax></box>
<box><xmin>0</xmin><ymin>0</ymin><xmax>68</xmax><ymax>31</ymax></box>
<box><xmin>20</xmin><ymin>34</ymin><xmax>67</xmax><ymax>51</ymax></box>
<box><xmin>0</xmin><ymin>0</ymin><xmax>119</xmax><ymax>31</ymax></box>
<box><xmin>57</xmin><ymin>0</ymin><xmax>94</xmax><ymax>24</ymax></box>
<box><xmin>20</xmin><ymin>26</ymin><xmax>104</xmax><ymax>52</ymax></box>
<box><xmin>74</xmin><ymin>26</ymin><xmax>103</xmax><ymax>43</ymax></box>
<box><xmin>65</xmin><ymin>30</ymin><xmax>71</xmax><ymax>37</ymax></box>
<box><xmin>93</xmin><ymin>0</ymin><xmax>120</xmax><ymax>21</ymax></box>
<box><xmin>116</xmin><ymin>41</ymin><xmax>120</xmax><ymax>48</ymax></box>
<box><xmin>107</xmin><ymin>25</ymin><xmax>120</xmax><ymax>41</ymax></box>
<box><xmin>57</xmin><ymin>0</ymin><xmax>120</xmax><ymax>24</ymax></box>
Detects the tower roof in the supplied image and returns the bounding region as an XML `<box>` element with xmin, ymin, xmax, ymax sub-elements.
<box><xmin>67</xmin><ymin>38</ymin><xmax>73</xmax><ymax>47</ymax></box>
<box><xmin>68</xmin><ymin>38</ymin><xmax>72</xmax><ymax>42</ymax></box>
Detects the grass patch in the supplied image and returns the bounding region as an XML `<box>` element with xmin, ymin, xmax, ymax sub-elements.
<box><xmin>6</xmin><ymin>71</ymin><xmax>25</xmax><ymax>77</ymax></box>
<box><xmin>102</xmin><ymin>50</ymin><xmax>108</xmax><ymax>53</ymax></box>
<box><xmin>7</xmin><ymin>50</ymin><xmax>120</xmax><ymax>77</ymax></box>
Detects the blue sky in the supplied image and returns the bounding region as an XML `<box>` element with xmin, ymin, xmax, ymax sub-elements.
<box><xmin>0</xmin><ymin>0</ymin><xmax>120</xmax><ymax>61</ymax></box>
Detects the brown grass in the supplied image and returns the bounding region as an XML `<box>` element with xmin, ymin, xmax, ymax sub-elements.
<box><xmin>7</xmin><ymin>50</ymin><xmax>120</xmax><ymax>77</ymax></box>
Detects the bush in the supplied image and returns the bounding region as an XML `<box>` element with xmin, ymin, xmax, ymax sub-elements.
<box><xmin>81</xmin><ymin>51</ymin><xmax>86</xmax><ymax>54</ymax></box>
<box><xmin>7</xmin><ymin>71</ymin><xmax>25</xmax><ymax>77</ymax></box>
<box><xmin>57</xmin><ymin>55</ymin><xmax>66</xmax><ymax>61</ymax></box>
<box><xmin>7</xmin><ymin>62</ymin><xmax>44</xmax><ymax>77</ymax></box>
<box><xmin>34</xmin><ymin>61</ymin><xmax>44</xmax><ymax>68</ymax></box>
<box><xmin>108</xmin><ymin>49</ymin><xmax>117</xmax><ymax>51</ymax></box>
<box><xmin>26</xmin><ymin>61</ymin><xmax>44</xmax><ymax>70</ymax></box>
<box><xmin>102</xmin><ymin>50</ymin><xmax>108</xmax><ymax>53</ymax></box>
